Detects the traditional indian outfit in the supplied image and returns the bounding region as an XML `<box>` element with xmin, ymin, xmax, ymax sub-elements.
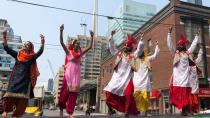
<box><xmin>58</xmin><ymin>44</ymin><xmax>84</xmax><ymax>115</ymax></box>
<box><xmin>133</xmin><ymin>39</ymin><xmax>160</xmax><ymax>113</ymax></box>
<box><xmin>167</xmin><ymin>33</ymin><xmax>198</xmax><ymax>110</ymax></box>
<box><xmin>189</xmin><ymin>48</ymin><xmax>203</xmax><ymax>113</ymax></box>
<box><xmin>3</xmin><ymin>43</ymin><xmax>43</xmax><ymax>117</ymax></box>
<box><xmin>103</xmin><ymin>35</ymin><xmax>139</xmax><ymax>115</ymax></box>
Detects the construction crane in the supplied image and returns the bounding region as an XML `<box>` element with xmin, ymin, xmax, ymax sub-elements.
<box><xmin>47</xmin><ymin>59</ymin><xmax>55</xmax><ymax>78</ymax></box>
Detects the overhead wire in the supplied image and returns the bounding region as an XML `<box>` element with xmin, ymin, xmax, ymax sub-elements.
<box><xmin>7</xmin><ymin>0</ymin><xmax>210</xmax><ymax>28</ymax></box>
<box><xmin>5</xmin><ymin>0</ymin><xmax>209</xmax><ymax>52</ymax></box>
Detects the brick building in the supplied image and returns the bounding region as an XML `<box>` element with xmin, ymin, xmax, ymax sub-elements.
<box><xmin>99</xmin><ymin>0</ymin><xmax>210</xmax><ymax>115</ymax></box>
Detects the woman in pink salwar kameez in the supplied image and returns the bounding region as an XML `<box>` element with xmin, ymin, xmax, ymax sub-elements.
<box><xmin>58</xmin><ymin>24</ymin><xmax>94</xmax><ymax>118</ymax></box>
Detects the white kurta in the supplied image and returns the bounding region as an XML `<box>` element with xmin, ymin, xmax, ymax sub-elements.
<box><xmin>133</xmin><ymin>41</ymin><xmax>160</xmax><ymax>92</ymax></box>
<box><xmin>104</xmin><ymin>56</ymin><xmax>134</xmax><ymax>96</ymax></box>
<box><xmin>104</xmin><ymin>37</ymin><xmax>135</xmax><ymax>96</ymax></box>
<box><xmin>190</xmin><ymin>49</ymin><xmax>203</xmax><ymax>94</ymax></box>
<box><xmin>167</xmin><ymin>33</ymin><xmax>198</xmax><ymax>87</ymax></box>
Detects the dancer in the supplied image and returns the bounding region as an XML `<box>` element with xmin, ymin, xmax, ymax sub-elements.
<box><xmin>133</xmin><ymin>32</ymin><xmax>160</xmax><ymax>116</ymax></box>
<box><xmin>167</xmin><ymin>27</ymin><xmax>200</xmax><ymax>116</ymax></box>
<box><xmin>103</xmin><ymin>30</ymin><xmax>139</xmax><ymax>117</ymax></box>
<box><xmin>1</xmin><ymin>31</ymin><xmax>45</xmax><ymax>118</ymax></box>
<box><xmin>189</xmin><ymin>45</ymin><xmax>203</xmax><ymax>115</ymax></box>
<box><xmin>58</xmin><ymin>24</ymin><xmax>94</xmax><ymax>118</ymax></box>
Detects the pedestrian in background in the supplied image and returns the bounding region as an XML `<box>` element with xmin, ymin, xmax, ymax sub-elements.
<box><xmin>58</xmin><ymin>24</ymin><xmax>94</xmax><ymax>118</ymax></box>
<box><xmin>1</xmin><ymin>31</ymin><xmax>45</xmax><ymax>118</ymax></box>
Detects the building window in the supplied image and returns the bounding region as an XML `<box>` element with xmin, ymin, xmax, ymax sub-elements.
<box><xmin>184</xmin><ymin>20</ymin><xmax>204</xmax><ymax>77</ymax></box>
<box><xmin>147</xmin><ymin>39</ymin><xmax>152</xmax><ymax>54</ymax></box>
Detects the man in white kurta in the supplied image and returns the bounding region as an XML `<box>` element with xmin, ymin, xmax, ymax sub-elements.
<box><xmin>132</xmin><ymin>35</ymin><xmax>160</xmax><ymax>115</ymax></box>
<box><xmin>167</xmin><ymin>27</ymin><xmax>200</xmax><ymax>116</ymax></box>
<box><xmin>104</xmin><ymin>31</ymin><xmax>139</xmax><ymax>116</ymax></box>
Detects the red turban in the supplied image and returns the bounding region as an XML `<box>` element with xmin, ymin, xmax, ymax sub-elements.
<box><xmin>178</xmin><ymin>33</ymin><xmax>190</xmax><ymax>50</ymax></box>
<box><xmin>123</xmin><ymin>34</ymin><xmax>137</xmax><ymax>48</ymax></box>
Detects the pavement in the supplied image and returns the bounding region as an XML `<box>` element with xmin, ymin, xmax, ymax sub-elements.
<box><xmin>2</xmin><ymin>109</ymin><xmax>210</xmax><ymax>118</ymax></box>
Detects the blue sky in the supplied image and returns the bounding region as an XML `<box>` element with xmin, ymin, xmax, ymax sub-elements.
<box><xmin>0</xmin><ymin>0</ymin><xmax>209</xmax><ymax>89</ymax></box>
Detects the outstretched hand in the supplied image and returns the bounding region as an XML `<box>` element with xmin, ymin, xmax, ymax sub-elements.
<box><xmin>60</xmin><ymin>24</ymin><xmax>64</xmax><ymax>32</ymax></box>
<box><xmin>40</xmin><ymin>34</ymin><xmax>45</xmax><ymax>45</ymax></box>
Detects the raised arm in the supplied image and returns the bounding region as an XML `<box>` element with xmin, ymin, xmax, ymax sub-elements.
<box><xmin>2</xmin><ymin>31</ymin><xmax>17</xmax><ymax>58</ymax></box>
<box><xmin>109</xmin><ymin>30</ymin><xmax>119</xmax><ymax>56</ymax></box>
<box><xmin>195</xmin><ymin>46</ymin><xmax>203</xmax><ymax>64</ymax></box>
<box><xmin>167</xmin><ymin>27</ymin><xmax>176</xmax><ymax>56</ymax></box>
<box><xmin>149</xmin><ymin>41</ymin><xmax>160</xmax><ymax>61</ymax></box>
<box><xmin>33</xmin><ymin>34</ymin><xmax>45</xmax><ymax>60</ymax></box>
<box><xmin>188</xmin><ymin>30</ymin><xmax>200</xmax><ymax>53</ymax></box>
<box><xmin>134</xmin><ymin>32</ymin><xmax>144</xmax><ymax>58</ymax></box>
<box><xmin>82</xmin><ymin>30</ymin><xmax>94</xmax><ymax>55</ymax></box>
<box><xmin>60</xmin><ymin>24</ymin><xmax>69</xmax><ymax>55</ymax></box>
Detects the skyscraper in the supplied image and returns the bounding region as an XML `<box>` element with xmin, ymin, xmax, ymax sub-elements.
<box><xmin>187</xmin><ymin>0</ymin><xmax>202</xmax><ymax>5</ymax></box>
<box><xmin>107</xmin><ymin>0</ymin><xmax>156</xmax><ymax>45</ymax></box>
<box><xmin>47</xmin><ymin>78</ymin><xmax>53</xmax><ymax>92</ymax></box>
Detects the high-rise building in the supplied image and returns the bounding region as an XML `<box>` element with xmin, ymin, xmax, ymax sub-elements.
<box><xmin>0</xmin><ymin>19</ymin><xmax>22</xmax><ymax>92</ymax></box>
<box><xmin>107</xmin><ymin>0</ymin><xmax>156</xmax><ymax>45</ymax></box>
<box><xmin>53</xmin><ymin>66</ymin><xmax>64</xmax><ymax>104</ymax></box>
<box><xmin>187</xmin><ymin>0</ymin><xmax>202</xmax><ymax>5</ymax></box>
<box><xmin>47</xmin><ymin>78</ymin><xmax>53</xmax><ymax>92</ymax></box>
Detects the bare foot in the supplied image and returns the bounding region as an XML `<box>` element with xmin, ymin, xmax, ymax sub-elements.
<box><xmin>2</xmin><ymin>112</ymin><xmax>7</xmax><ymax>118</ymax></box>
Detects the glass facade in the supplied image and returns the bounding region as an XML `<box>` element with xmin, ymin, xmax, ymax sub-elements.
<box><xmin>107</xmin><ymin>0</ymin><xmax>156</xmax><ymax>45</ymax></box>
<box><xmin>187</xmin><ymin>0</ymin><xmax>202</xmax><ymax>5</ymax></box>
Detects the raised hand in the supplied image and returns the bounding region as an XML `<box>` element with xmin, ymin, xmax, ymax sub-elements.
<box><xmin>90</xmin><ymin>30</ymin><xmax>94</xmax><ymax>38</ymax></box>
<box><xmin>40</xmin><ymin>34</ymin><xmax>45</xmax><ymax>45</ymax></box>
<box><xmin>2</xmin><ymin>31</ymin><xmax>7</xmax><ymax>46</ymax></box>
<box><xmin>111</xmin><ymin>29</ymin><xmax>117</xmax><ymax>36</ymax></box>
<box><xmin>60</xmin><ymin>24</ymin><xmax>64</xmax><ymax>32</ymax></box>
<box><xmin>169</xmin><ymin>26</ymin><xmax>173</xmax><ymax>33</ymax></box>
<box><xmin>155</xmin><ymin>40</ymin><xmax>158</xmax><ymax>45</ymax></box>
<box><xmin>196</xmin><ymin>29</ymin><xmax>200</xmax><ymax>36</ymax></box>
<box><xmin>139</xmin><ymin>32</ymin><xmax>144</xmax><ymax>37</ymax></box>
